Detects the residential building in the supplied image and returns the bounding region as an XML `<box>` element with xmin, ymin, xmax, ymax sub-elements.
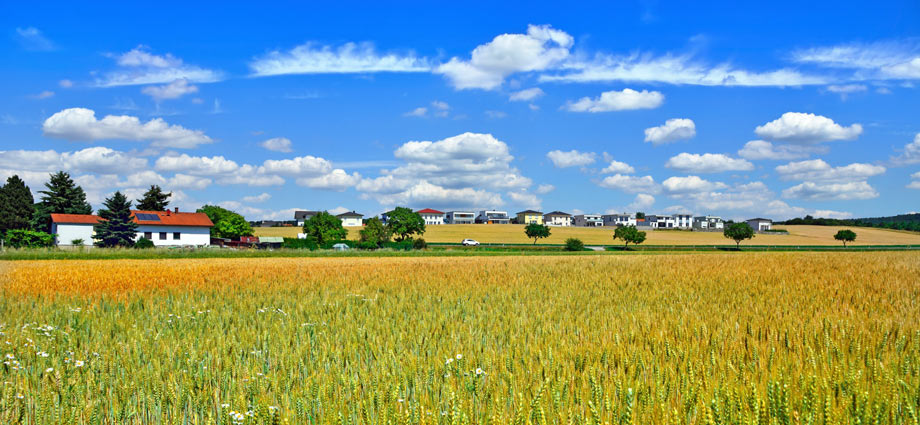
<box><xmin>515</xmin><ymin>210</ymin><xmax>543</xmax><ymax>225</ymax></box>
<box><xmin>445</xmin><ymin>211</ymin><xmax>476</xmax><ymax>224</ymax></box>
<box><xmin>294</xmin><ymin>210</ymin><xmax>319</xmax><ymax>226</ymax></box>
<box><xmin>602</xmin><ymin>213</ymin><xmax>636</xmax><ymax>227</ymax></box>
<box><xmin>673</xmin><ymin>213</ymin><xmax>693</xmax><ymax>229</ymax></box>
<box><xmin>416</xmin><ymin>208</ymin><xmax>445</xmax><ymax>225</ymax></box>
<box><xmin>476</xmin><ymin>210</ymin><xmax>510</xmax><ymax>224</ymax></box>
<box><xmin>693</xmin><ymin>215</ymin><xmax>724</xmax><ymax>230</ymax></box>
<box><xmin>647</xmin><ymin>214</ymin><xmax>678</xmax><ymax>229</ymax></box>
<box><xmin>544</xmin><ymin>211</ymin><xmax>573</xmax><ymax>226</ymax></box>
<box><xmin>50</xmin><ymin>208</ymin><xmax>213</xmax><ymax>247</ymax></box>
<box><xmin>574</xmin><ymin>214</ymin><xmax>603</xmax><ymax>227</ymax></box>
<box><xmin>337</xmin><ymin>211</ymin><xmax>364</xmax><ymax>226</ymax></box>
<box><xmin>746</xmin><ymin>218</ymin><xmax>773</xmax><ymax>232</ymax></box>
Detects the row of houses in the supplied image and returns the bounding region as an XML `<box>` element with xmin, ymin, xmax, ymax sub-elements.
<box><xmin>293</xmin><ymin>209</ymin><xmax>773</xmax><ymax>231</ymax></box>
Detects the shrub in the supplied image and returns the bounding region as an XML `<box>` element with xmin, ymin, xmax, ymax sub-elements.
<box><xmin>382</xmin><ymin>240</ymin><xmax>413</xmax><ymax>251</ymax></box>
<box><xmin>282</xmin><ymin>238</ymin><xmax>318</xmax><ymax>250</ymax></box>
<box><xmin>564</xmin><ymin>238</ymin><xmax>584</xmax><ymax>251</ymax></box>
<box><xmin>412</xmin><ymin>238</ymin><xmax>428</xmax><ymax>250</ymax></box>
<box><xmin>135</xmin><ymin>237</ymin><xmax>155</xmax><ymax>249</ymax></box>
<box><xmin>356</xmin><ymin>241</ymin><xmax>378</xmax><ymax>250</ymax></box>
<box><xmin>71</xmin><ymin>238</ymin><xmax>85</xmax><ymax>245</ymax></box>
<box><xmin>6</xmin><ymin>229</ymin><xmax>56</xmax><ymax>248</ymax></box>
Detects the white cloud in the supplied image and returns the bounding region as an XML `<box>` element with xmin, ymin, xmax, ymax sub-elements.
<box><xmin>249</xmin><ymin>42</ymin><xmax>429</xmax><ymax>76</ymax></box>
<box><xmin>791</xmin><ymin>40</ymin><xmax>920</xmax><ymax>80</ymax></box>
<box><xmin>662</xmin><ymin>175</ymin><xmax>726</xmax><ymax>194</ymax></box>
<box><xmin>0</xmin><ymin>146</ymin><xmax>147</xmax><ymax>175</ymax></box>
<box><xmin>155</xmin><ymin>154</ymin><xmax>239</xmax><ymax>175</ymax></box>
<box><xmin>665</xmin><ymin>153</ymin><xmax>754</xmax><ymax>173</ymax></box>
<box><xmin>508</xmin><ymin>190</ymin><xmax>542</xmax><ymax>210</ymax></box>
<box><xmin>259</xmin><ymin>137</ymin><xmax>293</xmax><ymax>153</ymax></box>
<box><xmin>908</xmin><ymin>172</ymin><xmax>920</xmax><ymax>189</ymax></box>
<box><xmin>295</xmin><ymin>169</ymin><xmax>361</xmax><ymax>191</ymax></box>
<box><xmin>261</xmin><ymin>155</ymin><xmax>333</xmax><ymax>176</ymax></box>
<box><xmin>598</xmin><ymin>174</ymin><xmax>659</xmax><ymax>194</ymax></box>
<box><xmin>242</xmin><ymin>193</ymin><xmax>271</xmax><ymax>203</ymax></box>
<box><xmin>141</xmin><ymin>79</ymin><xmax>199</xmax><ymax>101</ymax></box>
<box><xmin>369</xmin><ymin>181</ymin><xmax>504</xmax><ymax>210</ymax></box>
<box><xmin>600</xmin><ymin>160</ymin><xmax>635</xmax><ymax>174</ymax></box>
<box><xmin>59</xmin><ymin>79</ymin><xmax>73</xmax><ymax>88</ymax></box>
<box><xmin>485</xmin><ymin>110</ymin><xmax>507</xmax><ymax>119</ymax></box>
<box><xmin>431</xmin><ymin>100</ymin><xmax>450</xmax><ymax>117</ymax></box>
<box><xmin>15</xmin><ymin>27</ymin><xmax>55</xmax><ymax>51</ymax></box>
<box><xmin>535</xmin><ymin>184</ymin><xmax>555</xmax><ymax>194</ymax></box>
<box><xmin>891</xmin><ymin>133</ymin><xmax>920</xmax><ymax>165</ymax></box>
<box><xmin>436</xmin><ymin>25</ymin><xmax>573</xmax><ymax>90</ymax></box>
<box><xmin>168</xmin><ymin>174</ymin><xmax>211</xmax><ymax>190</ymax></box>
<box><xmin>628</xmin><ymin>193</ymin><xmax>655</xmax><ymax>210</ymax></box>
<box><xmin>404</xmin><ymin>107</ymin><xmax>428</xmax><ymax>117</ymax></box>
<box><xmin>31</xmin><ymin>90</ymin><xmax>55</xmax><ymax>100</ymax></box>
<box><xmin>782</xmin><ymin>181</ymin><xmax>879</xmax><ymax>200</ymax></box>
<box><xmin>42</xmin><ymin>107</ymin><xmax>213</xmax><ymax>149</ymax></box>
<box><xmin>565</xmin><ymin>88</ymin><xmax>663</xmax><ymax>112</ymax></box>
<box><xmin>509</xmin><ymin>87</ymin><xmax>545</xmax><ymax>101</ymax></box>
<box><xmin>97</xmin><ymin>46</ymin><xmax>223</xmax><ymax>87</ymax></box>
<box><xmin>826</xmin><ymin>84</ymin><xmax>867</xmax><ymax>99</ymax></box>
<box><xmin>754</xmin><ymin>112</ymin><xmax>862</xmax><ymax>144</ymax></box>
<box><xmin>644</xmin><ymin>118</ymin><xmax>695</xmax><ymax>145</ymax></box>
<box><xmin>775</xmin><ymin>159</ymin><xmax>885</xmax><ymax>181</ymax></box>
<box><xmin>547</xmin><ymin>150</ymin><xmax>596</xmax><ymax>167</ymax></box>
<box><xmin>737</xmin><ymin>140</ymin><xmax>822</xmax><ymax>160</ymax></box>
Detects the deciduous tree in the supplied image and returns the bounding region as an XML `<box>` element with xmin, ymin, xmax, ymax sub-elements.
<box><xmin>385</xmin><ymin>207</ymin><xmax>426</xmax><ymax>242</ymax></box>
<box><xmin>198</xmin><ymin>205</ymin><xmax>253</xmax><ymax>239</ymax></box>
<box><xmin>524</xmin><ymin>223</ymin><xmax>551</xmax><ymax>244</ymax></box>
<box><xmin>834</xmin><ymin>229</ymin><xmax>857</xmax><ymax>247</ymax></box>
<box><xmin>359</xmin><ymin>217</ymin><xmax>390</xmax><ymax>247</ymax></box>
<box><xmin>613</xmin><ymin>225</ymin><xmax>647</xmax><ymax>249</ymax></box>
<box><xmin>723</xmin><ymin>222</ymin><xmax>755</xmax><ymax>249</ymax></box>
<box><xmin>303</xmin><ymin>211</ymin><xmax>348</xmax><ymax>246</ymax></box>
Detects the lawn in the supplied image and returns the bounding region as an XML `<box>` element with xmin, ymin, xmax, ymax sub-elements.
<box><xmin>254</xmin><ymin>223</ymin><xmax>920</xmax><ymax>246</ymax></box>
<box><xmin>1</xmin><ymin>253</ymin><xmax>918</xmax><ymax>424</ymax></box>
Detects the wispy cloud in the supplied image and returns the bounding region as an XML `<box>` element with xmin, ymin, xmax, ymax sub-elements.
<box><xmin>15</xmin><ymin>27</ymin><xmax>55</xmax><ymax>51</ymax></box>
<box><xmin>96</xmin><ymin>46</ymin><xmax>223</xmax><ymax>87</ymax></box>
<box><xmin>250</xmin><ymin>42</ymin><xmax>430</xmax><ymax>76</ymax></box>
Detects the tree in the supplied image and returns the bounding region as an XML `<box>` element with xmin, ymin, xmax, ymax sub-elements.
<box><xmin>32</xmin><ymin>171</ymin><xmax>93</xmax><ymax>232</ymax></box>
<box><xmin>635</xmin><ymin>212</ymin><xmax>646</xmax><ymax>219</ymax></box>
<box><xmin>564</xmin><ymin>238</ymin><xmax>584</xmax><ymax>251</ymax></box>
<box><xmin>302</xmin><ymin>211</ymin><xmax>348</xmax><ymax>245</ymax></box>
<box><xmin>359</xmin><ymin>217</ymin><xmax>390</xmax><ymax>247</ymax></box>
<box><xmin>94</xmin><ymin>191</ymin><xmax>138</xmax><ymax>247</ymax></box>
<box><xmin>5</xmin><ymin>229</ymin><xmax>55</xmax><ymax>248</ymax></box>
<box><xmin>613</xmin><ymin>225</ymin><xmax>647</xmax><ymax>249</ymax></box>
<box><xmin>385</xmin><ymin>207</ymin><xmax>426</xmax><ymax>242</ymax></box>
<box><xmin>834</xmin><ymin>229</ymin><xmax>857</xmax><ymax>247</ymax></box>
<box><xmin>723</xmin><ymin>222</ymin><xmax>755</xmax><ymax>249</ymax></box>
<box><xmin>0</xmin><ymin>175</ymin><xmax>35</xmax><ymax>236</ymax></box>
<box><xmin>135</xmin><ymin>185</ymin><xmax>171</xmax><ymax>211</ymax></box>
<box><xmin>524</xmin><ymin>223</ymin><xmax>551</xmax><ymax>244</ymax></box>
<box><xmin>198</xmin><ymin>205</ymin><xmax>253</xmax><ymax>239</ymax></box>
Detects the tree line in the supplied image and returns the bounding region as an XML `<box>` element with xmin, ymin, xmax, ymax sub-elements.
<box><xmin>778</xmin><ymin>214</ymin><xmax>920</xmax><ymax>232</ymax></box>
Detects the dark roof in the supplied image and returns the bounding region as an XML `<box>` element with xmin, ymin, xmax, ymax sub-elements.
<box><xmin>544</xmin><ymin>211</ymin><xmax>571</xmax><ymax>216</ymax></box>
<box><xmin>336</xmin><ymin>211</ymin><xmax>363</xmax><ymax>218</ymax></box>
<box><xmin>52</xmin><ymin>211</ymin><xmax>213</xmax><ymax>227</ymax></box>
<box><xmin>294</xmin><ymin>210</ymin><xmax>319</xmax><ymax>219</ymax></box>
<box><xmin>516</xmin><ymin>210</ymin><xmax>543</xmax><ymax>214</ymax></box>
<box><xmin>747</xmin><ymin>218</ymin><xmax>772</xmax><ymax>222</ymax></box>
<box><xmin>416</xmin><ymin>208</ymin><xmax>444</xmax><ymax>214</ymax></box>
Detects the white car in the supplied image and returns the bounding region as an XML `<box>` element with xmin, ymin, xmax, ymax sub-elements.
<box><xmin>461</xmin><ymin>239</ymin><xmax>480</xmax><ymax>246</ymax></box>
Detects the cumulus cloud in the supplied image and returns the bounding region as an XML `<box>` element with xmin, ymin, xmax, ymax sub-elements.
<box><xmin>509</xmin><ymin>87</ymin><xmax>545</xmax><ymax>101</ymax></box>
<box><xmin>259</xmin><ymin>137</ymin><xmax>293</xmax><ymax>153</ymax></box>
<box><xmin>565</xmin><ymin>89</ymin><xmax>663</xmax><ymax>112</ymax></box>
<box><xmin>546</xmin><ymin>150</ymin><xmax>596</xmax><ymax>168</ymax></box>
<box><xmin>141</xmin><ymin>79</ymin><xmax>199</xmax><ymax>101</ymax></box>
<box><xmin>249</xmin><ymin>42</ymin><xmax>430</xmax><ymax>76</ymax></box>
<box><xmin>404</xmin><ymin>107</ymin><xmax>428</xmax><ymax>117</ymax></box>
<box><xmin>535</xmin><ymin>184</ymin><xmax>555</xmax><ymax>194</ymax></box>
<box><xmin>296</xmin><ymin>169</ymin><xmax>361</xmax><ymax>191</ymax></box>
<box><xmin>96</xmin><ymin>46</ymin><xmax>223</xmax><ymax>87</ymax></box>
<box><xmin>665</xmin><ymin>153</ymin><xmax>754</xmax><ymax>173</ymax></box>
<box><xmin>42</xmin><ymin>107</ymin><xmax>213</xmax><ymax>149</ymax></box>
<box><xmin>600</xmin><ymin>159</ymin><xmax>635</xmax><ymax>174</ymax></box>
<box><xmin>598</xmin><ymin>174</ymin><xmax>659</xmax><ymax>194</ymax></box>
<box><xmin>891</xmin><ymin>133</ymin><xmax>920</xmax><ymax>165</ymax></box>
<box><xmin>754</xmin><ymin>112</ymin><xmax>862</xmax><ymax>144</ymax></box>
<box><xmin>644</xmin><ymin>118</ymin><xmax>695</xmax><ymax>145</ymax></box>
<box><xmin>782</xmin><ymin>181</ymin><xmax>879</xmax><ymax>200</ymax></box>
<box><xmin>628</xmin><ymin>193</ymin><xmax>655</xmax><ymax>210</ymax></box>
<box><xmin>737</xmin><ymin>140</ymin><xmax>823</xmax><ymax>160</ymax></box>
<box><xmin>661</xmin><ymin>175</ymin><xmax>726</xmax><ymax>194</ymax></box>
<box><xmin>774</xmin><ymin>159</ymin><xmax>885</xmax><ymax>181</ymax></box>
<box><xmin>261</xmin><ymin>155</ymin><xmax>333</xmax><ymax>176</ymax></box>
<box><xmin>436</xmin><ymin>25</ymin><xmax>573</xmax><ymax>90</ymax></box>
<box><xmin>15</xmin><ymin>27</ymin><xmax>55</xmax><ymax>51</ymax></box>
<box><xmin>908</xmin><ymin>171</ymin><xmax>920</xmax><ymax>189</ymax></box>
<box><xmin>0</xmin><ymin>146</ymin><xmax>147</xmax><ymax>175</ymax></box>
<box><xmin>508</xmin><ymin>190</ymin><xmax>542</xmax><ymax>210</ymax></box>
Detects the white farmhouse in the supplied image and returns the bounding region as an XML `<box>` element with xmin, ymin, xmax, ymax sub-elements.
<box><xmin>416</xmin><ymin>208</ymin><xmax>445</xmax><ymax>225</ymax></box>
<box><xmin>50</xmin><ymin>209</ymin><xmax>214</xmax><ymax>247</ymax></box>
<box><xmin>336</xmin><ymin>211</ymin><xmax>364</xmax><ymax>226</ymax></box>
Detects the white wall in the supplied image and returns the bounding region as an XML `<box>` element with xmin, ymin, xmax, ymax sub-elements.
<box><xmin>341</xmin><ymin>217</ymin><xmax>363</xmax><ymax>226</ymax></box>
<box><xmin>52</xmin><ymin>223</ymin><xmax>94</xmax><ymax>246</ymax></box>
<box><xmin>136</xmin><ymin>225</ymin><xmax>211</xmax><ymax>246</ymax></box>
<box><xmin>421</xmin><ymin>213</ymin><xmax>444</xmax><ymax>225</ymax></box>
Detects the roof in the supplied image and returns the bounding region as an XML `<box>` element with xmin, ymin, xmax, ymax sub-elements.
<box><xmin>294</xmin><ymin>210</ymin><xmax>318</xmax><ymax>219</ymax></box>
<box><xmin>51</xmin><ymin>213</ymin><xmax>101</xmax><ymax>224</ymax></box>
<box><xmin>746</xmin><ymin>218</ymin><xmax>772</xmax><ymax>222</ymax></box>
<box><xmin>259</xmin><ymin>236</ymin><xmax>284</xmax><ymax>243</ymax></box>
<box><xmin>416</xmin><ymin>208</ymin><xmax>444</xmax><ymax>214</ymax></box>
<box><xmin>544</xmin><ymin>211</ymin><xmax>571</xmax><ymax>216</ymax></box>
<box><xmin>337</xmin><ymin>211</ymin><xmax>363</xmax><ymax>218</ymax></box>
<box><xmin>516</xmin><ymin>210</ymin><xmax>543</xmax><ymax>215</ymax></box>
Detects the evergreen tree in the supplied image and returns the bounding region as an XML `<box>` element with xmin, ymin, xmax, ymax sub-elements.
<box><xmin>0</xmin><ymin>175</ymin><xmax>35</xmax><ymax>236</ymax></box>
<box><xmin>93</xmin><ymin>191</ymin><xmax>138</xmax><ymax>247</ymax></box>
<box><xmin>135</xmin><ymin>185</ymin><xmax>171</xmax><ymax>211</ymax></box>
<box><xmin>31</xmin><ymin>171</ymin><xmax>92</xmax><ymax>232</ymax></box>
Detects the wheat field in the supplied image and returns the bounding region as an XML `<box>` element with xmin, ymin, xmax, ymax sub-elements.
<box><xmin>254</xmin><ymin>224</ymin><xmax>920</xmax><ymax>246</ymax></box>
<box><xmin>1</xmin><ymin>252</ymin><xmax>919</xmax><ymax>424</ymax></box>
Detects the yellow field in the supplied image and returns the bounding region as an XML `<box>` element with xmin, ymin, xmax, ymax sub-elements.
<box><xmin>1</xmin><ymin>253</ymin><xmax>919</xmax><ymax>424</ymax></box>
<box><xmin>255</xmin><ymin>224</ymin><xmax>920</xmax><ymax>245</ymax></box>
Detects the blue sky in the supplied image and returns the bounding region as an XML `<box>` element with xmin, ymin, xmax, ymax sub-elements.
<box><xmin>2</xmin><ymin>1</ymin><xmax>919</xmax><ymax>221</ymax></box>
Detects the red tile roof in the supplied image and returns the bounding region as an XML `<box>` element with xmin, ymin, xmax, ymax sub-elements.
<box><xmin>416</xmin><ymin>208</ymin><xmax>444</xmax><ymax>214</ymax></box>
<box><xmin>51</xmin><ymin>210</ymin><xmax>213</xmax><ymax>227</ymax></box>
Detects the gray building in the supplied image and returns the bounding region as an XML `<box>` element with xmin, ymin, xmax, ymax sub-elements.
<box><xmin>445</xmin><ymin>211</ymin><xmax>476</xmax><ymax>224</ymax></box>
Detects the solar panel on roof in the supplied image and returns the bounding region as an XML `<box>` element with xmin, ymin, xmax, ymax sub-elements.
<box><xmin>135</xmin><ymin>213</ymin><xmax>161</xmax><ymax>221</ymax></box>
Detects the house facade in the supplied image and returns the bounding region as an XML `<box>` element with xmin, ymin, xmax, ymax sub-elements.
<box><xmin>51</xmin><ymin>209</ymin><xmax>213</xmax><ymax>247</ymax></box>
<box><xmin>746</xmin><ymin>218</ymin><xmax>773</xmax><ymax>232</ymax></box>
<box><xmin>602</xmin><ymin>213</ymin><xmax>636</xmax><ymax>227</ymax></box>
<box><xmin>416</xmin><ymin>208</ymin><xmax>445</xmax><ymax>225</ymax></box>
<box><xmin>477</xmin><ymin>210</ymin><xmax>510</xmax><ymax>224</ymax></box>
<box><xmin>515</xmin><ymin>210</ymin><xmax>543</xmax><ymax>225</ymax></box>
<box><xmin>445</xmin><ymin>211</ymin><xmax>476</xmax><ymax>224</ymax></box>
<box><xmin>337</xmin><ymin>211</ymin><xmax>364</xmax><ymax>226</ymax></box>
<box><xmin>574</xmin><ymin>214</ymin><xmax>603</xmax><ymax>227</ymax></box>
<box><xmin>294</xmin><ymin>210</ymin><xmax>319</xmax><ymax>226</ymax></box>
<box><xmin>693</xmin><ymin>215</ymin><xmax>724</xmax><ymax>230</ymax></box>
<box><xmin>543</xmin><ymin>211</ymin><xmax>573</xmax><ymax>226</ymax></box>
<box><xmin>673</xmin><ymin>213</ymin><xmax>693</xmax><ymax>229</ymax></box>
<box><xmin>50</xmin><ymin>214</ymin><xmax>97</xmax><ymax>246</ymax></box>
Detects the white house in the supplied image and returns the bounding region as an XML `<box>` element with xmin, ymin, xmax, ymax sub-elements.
<box><xmin>337</xmin><ymin>211</ymin><xmax>364</xmax><ymax>226</ymax></box>
<box><xmin>746</xmin><ymin>218</ymin><xmax>773</xmax><ymax>232</ymax></box>
<box><xmin>693</xmin><ymin>215</ymin><xmax>724</xmax><ymax>230</ymax></box>
<box><xmin>445</xmin><ymin>211</ymin><xmax>476</xmax><ymax>224</ymax></box>
<box><xmin>543</xmin><ymin>211</ymin><xmax>573</xmax><ymax>226</ymax></box>
<box><xmin>673</xmin><ymin>213</ymin><xmax>693</xmax><ymax>229</ymax></box>
<box><xmin>648</xmin><ymin>215</ymin><xmax>677</xmax><ymax>229</ymax></box>
<box><xmin>477</xmin><ymin>210</ymin><xmax>510</xmax><ymax>224</ymax></box>
<box><xmin>602</xmin><ymin>213</ymin><xmax>636</xmax><ymax>227</ymax></box>
<box><xmin>416</xmin><ymin>208</ymin><xmax>445</xmax><ymax>225</ymax></box>
<box><xmin>51</xmin><ymin>209</ymin><xmax>213</xmax><ymax>247</ymax></box>
<box><xmin>574</xmin><ymin>214</ymin><xmax>603</xmax><ymax>227</ymax></box>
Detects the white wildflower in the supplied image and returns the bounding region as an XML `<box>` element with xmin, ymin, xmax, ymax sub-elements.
<box><xmin>476</xmin><ymin>368</ymin><xmax>484</xmax><ymax>375</ymax></box>
<box><xmin>456</xmin><ymin>354</ymin><xmax>462</xmax><ymax>360</ymax></box>
<box><xmin>45</xmin><ymin>367</ymin><xmax>53</xmax><ymax>373</ymax></box>
<box><xmin>36</xmin><ymin>351</ymin><xmax>49</xmax><ymax>357</ymax></box>
<box><xmin>74</xmin><ymin>360</ymin><xmax>84</xmax><ymax>368</ymax></box>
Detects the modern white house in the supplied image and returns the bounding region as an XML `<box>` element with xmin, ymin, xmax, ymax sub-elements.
<box><xmin>543</xmin><ymin>211</ymin><xmax>573</xmax><ymax>226</ymax></box>
<box><xmin>416</xmin><ymin>208</ymin><xmax>445</xmax><ymax>225</ymax></box>
<box><xmin>477</xmin><ymin>210</ymin><xmax>510</xmax><ymax>224</ymax></box>
<box><xmin>673</xmin><ymin>213</ymin><xmax>693</xmax><ymax>229</ymax></box>
<box><xmin>445</xmin><ymin>211</ymin><xmax>476</xmax><ymax>224</ymax></box>
<box><xmin>574</xmin><ymin>214</ymin><xmax>603</xmax><ymax>227</ymax></box>
<box><xmin>336</xmin><ymin>211</ymin><xmax>364</xmax><ymax>226</ymax></box>
<box><xmin>746</xmin><ymin>218</ymin><xmax>773</xmax><ymax>232</ymax></box>
<box><xmin>693</xmin><ymin>215</ymin><xmax>724</xmax><ymax>230</ymax></box>
<box><xmin>294</xmin><ymin>210</ymin><xmax>319</xmax><ymax>226</ymax></box>
<box><xmin>50</xmin><ymin>209</ymin><xmax>213</xmax><ymax>247</ymax></box>
<box><xmin>648</xmin><ymin>215</ymin><xmax>678</xmax><ymax>229</ymax></box>
<box><xmin>602</xmin><ymin>213</ymin><xmax>636</xmax><ymax>227</ymax></box>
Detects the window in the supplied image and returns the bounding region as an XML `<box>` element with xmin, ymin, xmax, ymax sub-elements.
<box><xmin>173</xmin><ymin>232</ymin><xmax>181</xmax><ymax>240</ymax></box>
<box><xmin>159</xmin><ymin>232</ymin><xmax>167</xmax><ymax>240</ymax></box>
<box><xmin>144</xmin><ymin>232</ymin><xmax>152</xmax><ymax>239</ymax></box>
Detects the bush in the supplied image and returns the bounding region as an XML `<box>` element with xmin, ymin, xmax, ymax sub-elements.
<box><xmin>282</xmin><ymin>238</ymin><xmax>318</xmax><ymax>250</ymax></box>
<box><xmin>135</xmin><ymin>237</ymin><xmax>154</xmax><ymax>249</ymax></box>
<box><xmin>5</xmin><ymin>229</ymin><xmax>56</xmax><ymax>248</ymax></box>
<box><xmin>70</xmin><ymin>238</ymin><xmax>85</xmax><ymax>245</ymax></box>
<box><xmin>412</xmin><ymin>238</ymin><xmax>428</xmax><ymax>250</ymax></box>
<box><xmin>356</xmin><ymin>241</ymin><xmax>378</xmax><ymax>250</ymax></box>
<box><xmin>564</xmin><ymin>238</ymin><xmax>585</xmax><ymax>251</ymax></box>
<box><xmin>382</xmin><ymin>240</ymin><xmax>413</xmax><ymax>251</ymax></box>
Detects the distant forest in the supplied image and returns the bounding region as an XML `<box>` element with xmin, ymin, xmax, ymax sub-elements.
<box><xmin>778</xmin><ymin>213</ymin><xmax>920</xmax><ymax>232</ymax></box>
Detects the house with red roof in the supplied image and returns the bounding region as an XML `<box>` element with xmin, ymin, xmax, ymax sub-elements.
<box><xmin>50</xmin><ymin>207</ymin><xmax>213</xmax><ymax>247</ymax></box>
<box><xmin>416</xmin><ymin>208</ymin><xmax>445</xmax><ymax>225</ymax></box>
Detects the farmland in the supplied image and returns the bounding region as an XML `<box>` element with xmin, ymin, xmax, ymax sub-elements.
<box><xmin>254</xmin><ymin>224</ymin><xmax>920</xmax><ymax>246</ymax></box>
<box><xmin>2</xmin><ymin>253</ymin><xmax>919</xmax><ymax>424</ymax></box>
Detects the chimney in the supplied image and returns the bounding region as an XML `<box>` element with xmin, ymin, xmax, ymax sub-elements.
<box><xmin>174</xmin><ymin>207</ymin><xmax>179</xmax><ymax>213</ymax></box>
<box><xmin>166</xmin><ymin>209</ymin><xmax>171</xmax><ymax>216</ymax></box>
